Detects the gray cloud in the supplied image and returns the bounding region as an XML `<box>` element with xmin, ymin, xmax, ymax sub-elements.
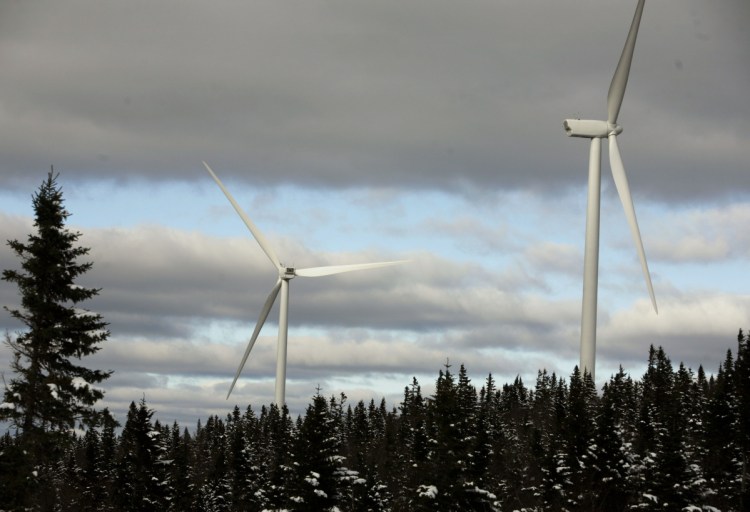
<box><xmin>0</xmin><ymin>0</ymin><xmax>747</xmax><ymax>201</ymax></box>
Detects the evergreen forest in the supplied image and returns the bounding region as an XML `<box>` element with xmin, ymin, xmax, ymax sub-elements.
<box><xmin>2</xmin><ymin>337</ymin><xmax>750</xmax><ymax>511</ymax></box>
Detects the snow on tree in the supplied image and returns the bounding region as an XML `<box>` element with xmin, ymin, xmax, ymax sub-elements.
<box><xmin>113</xmin><ymin>399</ymin><xmax>169</xmax><ymax>511</ymax></box>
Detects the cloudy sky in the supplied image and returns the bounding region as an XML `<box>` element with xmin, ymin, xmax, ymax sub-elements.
<box><xmin>1</xmin><ymin>0</ymin><xmax>748</xmax><ymax>427</ymax></box>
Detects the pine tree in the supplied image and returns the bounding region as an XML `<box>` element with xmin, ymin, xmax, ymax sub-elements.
<box><xmin>704</xmin><ymin>349</ymin><xmax>742</xmax><ymax>509</ymax></box>
<box><xmin>735</xmin><ymin>329</ymin><xmax>750</xmax><ymax>508</ymax></box>
<box><xmin>0</xmin><ymin>432</ymin><xmax>28</xmax><ymax>507</ymax></box>
<box><xmin>98</xmin><ymin>410</ymin><xmax>119</xmax><ymax>509</ymax></box>
<box><xmin>292</xmin><ymin>392</ymin><xmax>345</xmax><ymax>510</ymax></box>
<box><xmin>497</xmin><ymin>375</ymin><xmax>538</xmax><ymax>510</ymax></box>
<box><xmin>194</xmin><ymin>415</ymin><xmax>231</xmax><ymax>511</ymax></box>
<box><xmin>346</xmin><ymin>400</ymin><xmax>371</xmax><ymax>473</ymax></box>
<box><xmin>1</xmin><ymin>170</ymin><xmax>112</xmax><ymax>507</ymax></box>
<box><xmin>114</xmin><ymin>399</ymin><xmax>169</xmax><ymax>511</ymax></box>
<box><xmin>673</xmin><ymin>362</ymin><xmax>709</xmax><ymax>507</ymax></box>
<box><xmin>476</xmin><ymin>373</ymin><xmax>504</xmax><ymax>508</ymax></box>
<box><xmin>254</xmin><ymin>404</ymin><xmax>295</xmax><ymax>510</ymax></box>
<box><xmin>165</xmin><ymin>422</ymin><xmax>194</xmax><ymax>511</ymax></box>
<box><xmin>418</xmin><ymin>363</ymin><xmax>485</xmax><ymax>509</ymax></box>
<box><xmin>594</xmin><ymin>367</ymin><xmax>638</xmax><ymax>511</ymax></box>
<box><xmin>633</xmin><ymin>346</ymin><xmax>698</xmax><ymax>510</ymax></box>
<box><xmin>79</xmin><ymin>427</ymin><xmax>106</xmax><ymax>510</ymax></box>
<box><xmin>565</xmin><ymin>368</ymin><xmax>598</xmax><ymax>509</ymax></box>
<box><xmin>360</xmin><ymin>398</ymin><xmax>395</xmax><ymax>510</ymax></box>
<box><xmin>397</xmin><ymin>376</ymin><xmax>429</xmax><ymax>506</ymax></box>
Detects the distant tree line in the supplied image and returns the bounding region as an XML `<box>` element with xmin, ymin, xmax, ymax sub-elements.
<box><xmin>1</xmin><ymin>337</ymin><xmax>750</xmax><ymax>511</ymax></box>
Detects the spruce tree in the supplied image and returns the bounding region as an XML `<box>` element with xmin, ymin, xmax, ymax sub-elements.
<box><xmin>114</xmin><ymin>399</ymin><xmax>169</xmax><ymax>511</ymax></box>
<box><xmin>735</xmin><ymin>329</ymin><xmax>750</xmax><ymax>508</ymax></box>
<box><xmin>498</xmin><ymin>375</ymin><xmax>537</xmax><ymax>509</ymax></box>
<box><xmin>397</xmin><ymin>376</ymin><xmax>429</xmax><ymax>502</ymax></box>
<box><xmin>165</xmin><ymin>422</ymin><xmax>194</xmax><ymax>511</ymax></box>
<box><xmin>595</xmin><ymin>367</ymin><xmax>638</xmax><ymax>511</ymax></box>
<box><xmin>1</xmin><ymin>171</ymin><xmax>111</xmax><ymax>431</ymax></box>
<box><xmin>292</xmin><ymin>392</ymin><xmax>344</xmax><ymax>510</ymax></box>
<box><xmin>565</xmin><ymin>368</ymin><xmax>598</xmax><ymax>509</ymax></box>
<box><xmin>1</xmin><ymin>171</ymin><xmax>112</xmax><ymax>507</ymax></box>
<box><xmin>255</xmin><ymin>403</ymin><xmax>295</xmax><ymax>510</ymax></box>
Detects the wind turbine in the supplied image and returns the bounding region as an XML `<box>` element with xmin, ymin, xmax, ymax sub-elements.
<box><xmin>563</xmin><ymin>0</ymin><xmax>657</xmax><ymax>381</ymax></box>
<box><xmin>203</xmin><ymin>162</ymin><xmax>407</xmax><ymax>405</ymax></box>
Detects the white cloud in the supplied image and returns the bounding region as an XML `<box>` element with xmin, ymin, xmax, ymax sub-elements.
<box><xmin>599</xmin><ymin>292</ymin><xmax>750</xmax><ymax>371</ymax></box>
<box><xmin>649</xmin><ymin>202</ymin><xmax>750</xmax><ymax>263</ymax></box>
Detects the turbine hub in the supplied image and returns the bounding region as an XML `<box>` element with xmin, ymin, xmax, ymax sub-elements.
<box><xmin>607</xmin><ymin>122</ymin><xmax>623</xmax><ymax>136</ymax></box>
<box><xmin>280</xmin><ymin>266</ymin><xmax>296</xmax><ymax>280</ymax></box>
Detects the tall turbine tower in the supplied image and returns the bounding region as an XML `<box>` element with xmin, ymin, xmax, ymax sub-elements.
<box><xmin>563</xmin><ymin>0</ymin><xmax>657</xmax><ymax>381</ymax></box>
<box><xmin>203</xmin><ymin>162</ymin><xmax>407</xmax><ymax>405</ymax></box>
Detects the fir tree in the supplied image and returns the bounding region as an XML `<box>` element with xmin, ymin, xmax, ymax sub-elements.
<box><xmin>1</xmin><ymin>170</ymin><xmax>112</xmax><ymax>508</ymax></box>
<box><xmin>594</xmin><ymin>367</ymin><xmax>638</xmax><ymax>511</ymax></box>
<box><xmin>114</xmin><ymin>398</ymin><xmax>169</xmax><ymax>511</ymax></box>
<box><xmin>98</xmin><ymin>410</ymin><xmax>119</xmax><ymax>508</ymax></box>
<box><xmin>673</xmin><ymin>362</ymin><xmax>710</xmax><ymax>508</ymax></box>
<box><xmin>397</xmin><ymin>376</ymin><xmax>429</xmax><ymax>503</ymax></box>
<box><xmin>0</xmin><ymin>432</ymin><xmax>28</xmax><ymax>507</ymax></box>
<box><xmin>165</xmin><ymin>422</ymin><xmax>194</xmax><ymax>512</ymax></box>
<box><xmin>79</xmin><ymin>427</ymin><xmax>107</xmax><ymax>510</ymax></box>
<box><xmin>735</xmin><ymin>329</ymin><xmax>750</xmax><ymax>508</ymax></box>
<box><xmin>634</xmin><ymin>346</ymin><xmax>697</xmax><ymax>510</ymax></box>
<box><xmin>498</xmin><ymin>375</ymin><xmax>538</xmax><ymax>510</ymax></box>
<box><xmin>564</xmin><ymin>368</ymin><xmax>598</xmax><ymax>509</ymax></box>
<box><xmin>194</xmin><ymin>415</ymin><xmax>231</xmax><ymax>511</ymax></box>
<box><xmin>366</xmin><ymin>398</ymin><xmax>397</xmax><ymax>510</ymax></box>
<box><xmin>292</xmin><ymin>391</ymin><xmax>345</xmax><ymax>510</ymax></box>
<box><xmin>423</xmin><ymin>363</ymin><xmax>482</xmax><ymax>509</ymax></box>
<box><xmin>476</xmin><ymin>373</ymin><xmax>504</xmax><ymax>509</ymax></box>
<box><xmin>704</xmin><ymin>349</ymin><xmax>742</xmax><ymax>509</ymax></box>
<box><xmin>254</xmin><ymin>404</ymin><xmax>295</xmax><ymax>510</ymax></box>
<box><xmin>346</xmin><ymin>400</ymin><xmax>372</xmax><ymax>473</ymax></box>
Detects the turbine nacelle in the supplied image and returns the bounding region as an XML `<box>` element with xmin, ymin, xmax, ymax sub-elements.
<box><xmin>280</xmin><ymin>266</ymin><xmax>296</xmax><ymax>280</ymax></box>
<box><xmin>563</xmin><ymin>119</ymin><xmax>622</xmax><ymax>139</ymax></box>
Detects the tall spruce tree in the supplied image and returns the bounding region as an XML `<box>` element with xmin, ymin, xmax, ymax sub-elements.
<box><xmin>1</xmin><ymin>171</ymin><xmax>112</xmax><ymax>507</ymax></box>
<box><xmin>1</xmin><ymin>171</ymin><xmax>111</xmax><ymax>433</ymax></box>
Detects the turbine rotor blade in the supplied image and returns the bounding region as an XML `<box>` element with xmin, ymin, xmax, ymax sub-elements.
<box><xmin>203</xmin><ymin>161</ymin><xmax>282</xmax><ymax>269</ymax></box>
<box><xmin>608</xmin><ymin>135</ymin><xmax>658</xmax><ymax>314</ymax></box>
<box><xmin>226</xmin><ymin>279</ymin><xmax>282</xmax><ymax>399</ymax></box>
<box><xmin>295</xmin><ymin>260</ymin><xmax>409</xmax><ymax>278</ymax></box>
<box><xmin>607</xmin><ymin>0</ymin><xmax>645</xmax><ymax>124</ymax></box>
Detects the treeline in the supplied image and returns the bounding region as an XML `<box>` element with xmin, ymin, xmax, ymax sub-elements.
<box><xmin>1</xmin><ymin>334</ymin><xmax>749</xmax><ymax>511</ymax></box>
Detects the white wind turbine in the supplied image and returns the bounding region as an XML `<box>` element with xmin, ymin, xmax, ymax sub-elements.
<box><xmin>563</xmin><ymin>0</ymin><xmax>657</xmax><ymax>381</ymax></box>
<box><xmin>203</xmin><ymin>162</ymin><xmax>407</xmax><ymax>405</ymax></box>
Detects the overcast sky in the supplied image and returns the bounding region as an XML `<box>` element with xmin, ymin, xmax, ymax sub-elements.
<box><xmin>1</xmin><ymin>0</ymin><xmax>749</xmax><ymax>427</ymax></box>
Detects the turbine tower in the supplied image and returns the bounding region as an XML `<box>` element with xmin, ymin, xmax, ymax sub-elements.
<box><xmin>563</xmin><ymin>0</ymin><xmax>657</xmax><ymax>381</ymax></box>
<box><xmin>203</xmin><ymin>162</ymin><xmax>407</xmax><ymax>405</ymax></box>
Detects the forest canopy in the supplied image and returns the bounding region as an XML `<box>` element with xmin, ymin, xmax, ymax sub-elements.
<box><xmin>2</xmin><ymin>336</ymin><xmax>749</xmax><ymax>511</ymax></box>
